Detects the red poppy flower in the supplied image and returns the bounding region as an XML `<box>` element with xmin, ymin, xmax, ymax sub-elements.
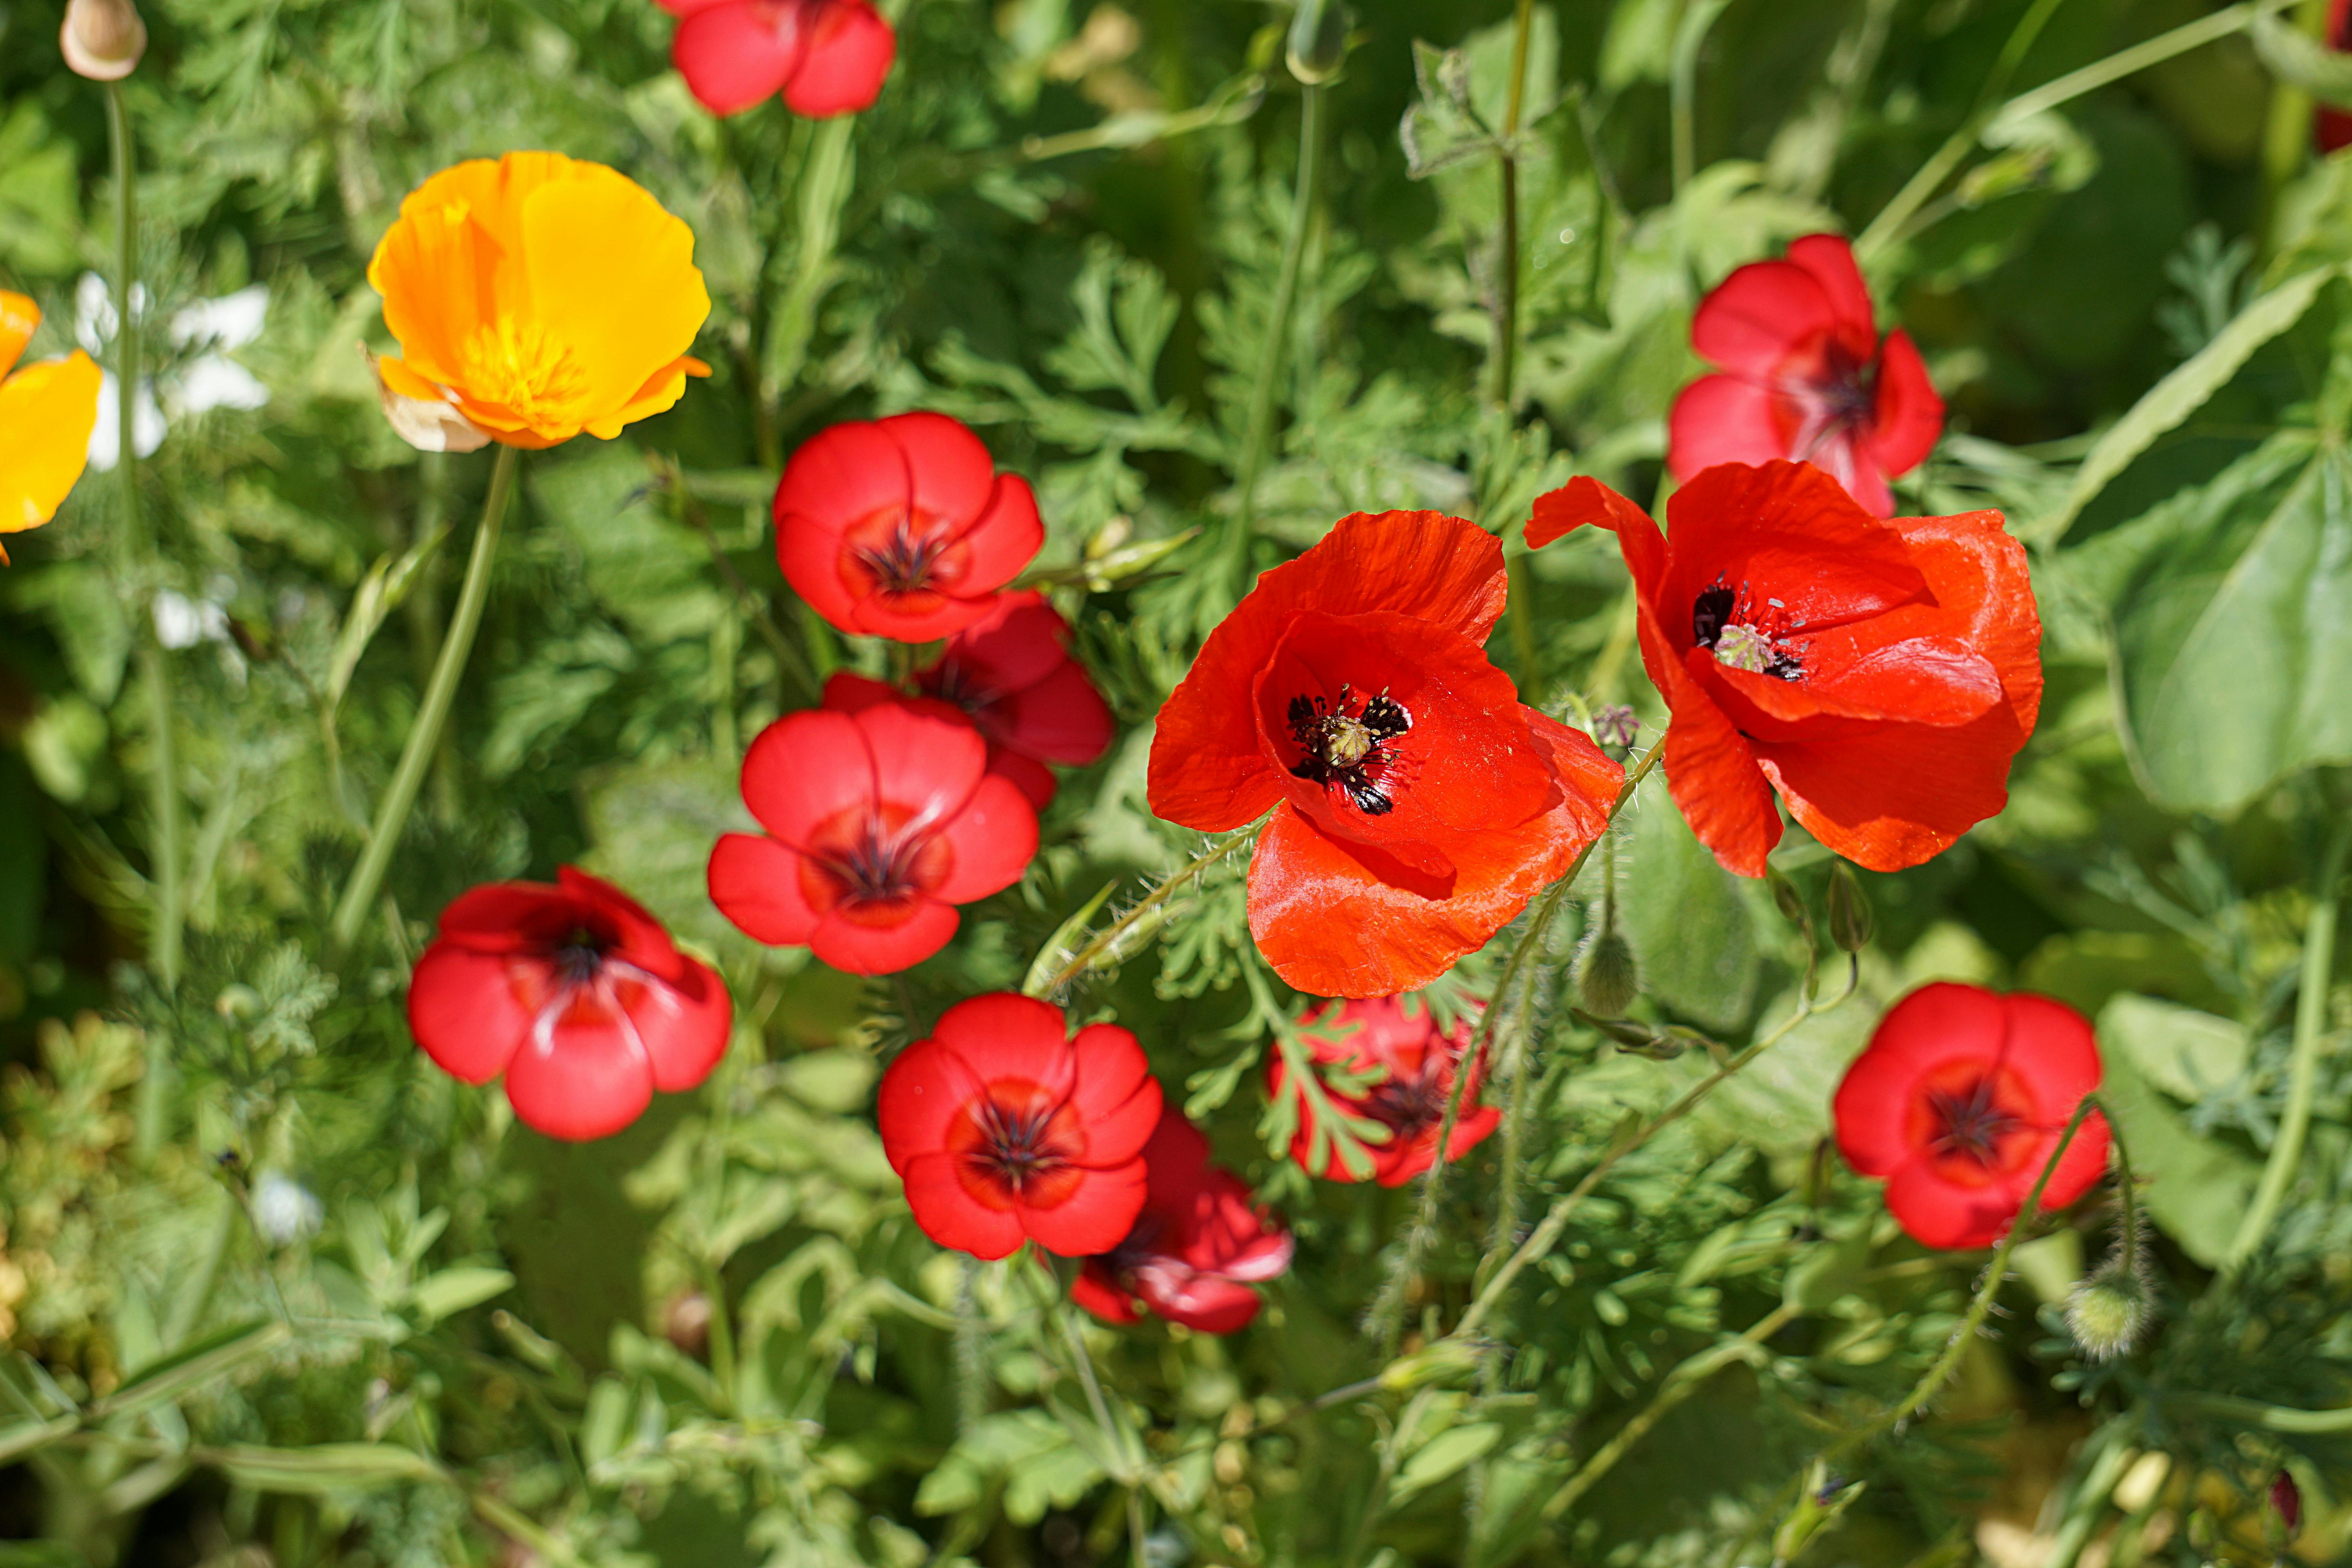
<box><xmin>2322</xmin><ymin>0</ymin><xmax>2352</xmax><ymax>152</ymax></box>
<box><xmin>1833</xmin><ymin>982</ymin><xmax>2109</xmax><ymax>1250</ymax></box>
<box><xmin>408</xmin><ymin>867</ymin><xmax>733</xmax><ymax>1141</ymax></box>
<box><xmin>1071</xmin><ymin>1105</ymin><xmax>1294</xmax><ymax>1333</ymax></box>
<box><xmin>774</xmin><ymin>412</ymin><xmax>1044</xmax><ymax>643</ymax></box>
<box><xmin>877</xmin><ymin>993</ymin><xmax>1162</xmax><ymax>1259</ymax></box>
<box><xmin>1668</xmin><ymin>234</ymin><xmax>1943</xmax><ymax>518</ymax></box>
<box><xmin>654</xmin><ymin>0</ymin><xmax>896</xmax><ymax>119</ymax></box>
<box><xmin>1528</xmin><ymin>462</ymin><xmax>2040</xmax><ymax>878</ymax></box>
<box><xmin>1148</xmin><ymin>511</ymin><xmax>1622</xmax><ymax>998</ymax></box>
<box><xmin>707</xmin><ymin>694</ymin><xmax>1038</xmax><ymax>975</ymax></box>
<box><xmin>1267</xmin><ymin>996</ymin><xmax>1500</xmax><ymax>1187</ymax></box>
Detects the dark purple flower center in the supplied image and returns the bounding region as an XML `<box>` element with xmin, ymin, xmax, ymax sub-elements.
<box><xmin>553</xmin><ymin>927</ymin><xmax>608</xmax><ymax>984</ymax></box>
<box><xmin>1365</xmin><ymin>1067</ymin><xmax>1450</xmax><ymax>1138</ymax></box>
<box><xmin>965</xmin><ymin>1098</ymin><xmax>1071</xmax><ymax>1192</ymax></box>
<box><xmin>1926</xmin><ymin>1075</ymin><xmax>2021</xmax><ymax>1167</ymax></box>
<box><xmin>855</xmin><ymin>523</ymin><xmax>951</xmax><ymax>596</ymax></box>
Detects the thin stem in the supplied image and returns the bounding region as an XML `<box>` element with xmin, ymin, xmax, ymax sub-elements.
<box><xmin>1490</xmin><ymin>0</ymin><xmax>1536</xmax><ymax>408</ymax></box>
<box><xmin>2228</xmin><ymin>813</ymin><xmax>2351</xmax><ymax>1267</ymax></box>
<box><xmin>1224</xmin><ymin>83</ymin><xmax>1325</xmax><ymax>580</ymax></box>
<box><xmin>328</xmin><ymin>445</ymin><xmax>520</xmax><ymax>958</ymax></box>
<box><xmin>2258</xmin><ymin>0</ymin><xmax>2334</xmax><ymax>255</ymax></box>
<box><xmin>1669</xmin><ymin>0</ymin><xmax>1732</xmax><ymax>194</ymax></box>
<box><xmin>697</xmin><ymin>1253</ymin><xmax>737</xmax><ymax>1416</ymax></box>
<box><xmin>2043</xmin><ymin>1430</ymin><xmax>2133</xmax><ymax>1568</ymax></box>
<box><xmin>1034</xmin><ymin>830</ymin><xmax>1255</xmax><ymax>997</ymax></box>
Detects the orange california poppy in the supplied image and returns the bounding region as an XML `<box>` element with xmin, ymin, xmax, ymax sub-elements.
<box><xmin>0</xmin><ymin>292</ymin><xmax>102</xmax><ymax>557</ymax></box>
<box><xmin>367</xmin><ymin>152</ymin><xmax>712</xmax><ymax>451</ymax></box>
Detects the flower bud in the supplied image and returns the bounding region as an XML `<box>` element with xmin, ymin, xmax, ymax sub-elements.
<box><xmin>1576</xmin><ymin>929</ymin><xmax>1640</xmax><ymax>1018</ymax></box>
<box><xmin>2270</xmin><ymin>1470</ymin><xmax>2302</xmax><ymax>1537</ymax></box>
<box><xmin>1286</xmin><ymin>0</ymin><xmax>1350</xmax><ymax>85</ymax></box>
<box><xmin>2063</xmin><ymin>1262</ymin><xmax>2154</xmax><ymax>1362</ymax></box>
<box><xmin>1574</xmin><ymin>1009</ymin><xmax>1659</xmax><ymax>1050</ymax></box>
<box><xmin>1765</xmin><ymin>866</ymin><xmax>1809</xmax><ymax>930</ymax></box>
<box><xmin>61</xmin><ymin>0</ymin><xmax>147</xmax><ymax>81</ymax></box>
<box><xmin>1827</xmin><ymin>862</ymin><xmax>1874</xmax><ymax>953</ymax></box>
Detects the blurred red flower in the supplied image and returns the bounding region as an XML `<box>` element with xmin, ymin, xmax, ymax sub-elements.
<box><xmin>707</xmin><ymin>692</ymin><xmax>1037</xmax><ymax>974</ymax></box>
<box><xmin>1529</xmin><ymin>462</ymin><xmax>2040</xmax><ymax>878</ymax></box>
<box><xmin>408</xmin><ymin>867</ymin><xmax>733</xmax><ymax>1141</ymax></box>
<box><xmin>1072</xmin><ymin>1106</ymin><xmax>1294</xmax><ymax>1333</ymax></box>
<box><xmin>1149</xmin><ymin>511</ymin><xmax>1621</xmax><ymax>998</ymax></box>
<box><xmin>655</xmin><ymin>0</ymin><xmax>895</xmax><ymax>119</ymax></box>
<box><xmin>1668</xmin><ymin>234</ymin><xmax>1943</xmax><ymax>517</ymax></box>
<box><xmin>1269</xmin><ymin>996</ymin><xmax>1499</xmax><ymax>1187</ymax></box>
<box><xmin>877</xmin><ymin>993</ymin><xmax>1162</xmax><ymax>1259</ymax></box>
<box><xmin>775</xmin><ymin>412</ymin><xmax>1044</xmax><ymax>642</ymax></box>
<box><xmin>2323</xmin><ymin>0</ymin><xmax>2352</xmax><ymax>152</ymax></box>
<box><xmin>1832</xmin><ymin>982</ymin><xmax>2109</xmax><ymax>1250</ymax></box>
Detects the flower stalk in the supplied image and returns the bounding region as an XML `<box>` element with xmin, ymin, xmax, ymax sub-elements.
<box><xmin>328</xmin><ymin>445</ymin><xmax>520</xmax><ymax>958</ymax></box>
<box><xmin>1490</xmin><ymin>0</ymin><xmax>1536</xmax><ymax>408</ymax></box>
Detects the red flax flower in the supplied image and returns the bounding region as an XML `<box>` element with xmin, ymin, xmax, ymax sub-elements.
<box><xmin>877</xmin><ymin>993</ymin><xmax>1161</xmax><ymax>1259</ymax></box>
<box><xmin>1528</xmin><ymin>462</ymin><xmax>2040</xmax><ymax>878</ymax></box>
<box><xmin>1668</xmin><ymin>234</ymin><xmax>1942</xmax><ymax>518</ymax></box>
<box><xmin>1269</xmin><ymin>997</ymin><xmax>1500</xmax><ymax>1186</ymax></box>
<box><xmin>655</xmin><ymin>0</ymin><xmax>895</xmax><ymax>119</ymax></box>
<box><xmin>707</xmin><ymin>693</ymin><xmax>1038</xmax><ymax>975</ymax></box>
<box><xmin>1149</xmin><ymin>511</ymin><xmax>1621</xmax><ymax>998</ymax></box>
<box><xmin>775</xmin><ymin>412</ymin><xmax>1044</xmax><ymax>642</ymax></box>
<box><xmin>408</xmin><ymin>868</ymin><xmax>732</xmax><ymax>1141</ymax></box>
<box><xmin>1833</xmin><ymin>983</ymin><xmax>2108</xmax><ymax>1249</ymax></box>
<box><xmin>1073</xmin><ymin>1106</ymin><xmax>1294</xmax><ymax>1333</ymax></box>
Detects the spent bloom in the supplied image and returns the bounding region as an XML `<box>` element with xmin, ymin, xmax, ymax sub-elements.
<box><xmin>1529</xmin><ymin>462</ymin><xmax>2041</xmax><ymax>878</ymax></box>
<box><xmin>1669</xmin><ymin>234</ymin><xmax>1942</xmax><ymax>517</ymax></box>
<box><xmin>707</xmin><ymin>686</ymin><xmax>1038</xmax><ymax>975</ymax></box>
<box><xmin>1073</xmin><ymin>1106</ymin><xmax>1293</xmax><ymax>1334</ymax></box>
<box><xmin>1270</xmin><ymin>996</ymin><xmax>1500</xmax><ymax>1187</ymax></box>
<box><xmin>0</xmin><ymin>293</ymin><xmax>101</xmax><ymax>552</ymax></box>
<box><xmin>1832</xmin><ymin>982</ymin><xmax>2109</xmax><ymax>1250</ymax></box>
<box><xmin>408</xmin><ymin>868</ymin><xmax>735</xmax><ymax>1142</ymax></box>
<box><xmin>877</xmin><ymin>993</ymin><xmax>1162</xmax><ymax>1259</ymax></box>
<box><xmin>774</xmin><ymin>412</ymin><xmax>1044</xmax><ymax>642</ymax></box>
<box><xmin>368</xmin><ymin>152</ymin><xmax>711</xmax><ymax>450</ymax></box>
<box><xmin>655</xmin><ymin>0</ymin><xmax>897</xmax><ymax>118</ymax></box>
<box><xmin>1150</xmin><ymin>510</ymin><xmax>1620</xmax><ymax>998</ymax></box>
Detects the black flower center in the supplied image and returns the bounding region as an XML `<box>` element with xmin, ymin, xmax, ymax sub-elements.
<box><xmin>817</xmin><ymin>820</ymin><xmax>929</xmax><ymax>906</ymax></box>
<box><xmin>968</xmin><ymin>1099</ymin><xmax>1069</xmax><ymax>1192</ymax></box>
<box><xmin>1926</xmin><ymin>1075</ymin><xmax>2021</xmax><ymax>1168</ymax></box>
<box><xmin>553</xmin><ymin>928</ymin><xmax>607</xmax><ymax>984</ymax></box>
<box><xmin>1289</xmin><ymin>685</ymin><xmax>1412</xmax><ymax>815</ymax></box>
<box><xmin>1691</xmin><ymin>578</ymin><xmax>1803</xmax><ymax>682</ymax></box>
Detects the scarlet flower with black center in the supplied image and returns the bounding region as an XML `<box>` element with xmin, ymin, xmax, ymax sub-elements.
<box><xmin>1268</xmin><ymin>996</ymin><xmax>1500</xmax><ymax>1187</ymax></box>
<box><xmin>654</xmin><ymin>0</ymin><xmax>896</xmax><ymax>120</ymax></box>
<box><xmin>408</xmin><ymin>867</ymin><xmax>733</xmax><ymax>1141</ymax></box>
<box><xmin>1669</xmin><ymin>234</ymin><xmax>1943</xmax><ymax>518</ymax></box>
<box><xmin>1833</xmin><ymin>982</ymin><xmax>2109</xmax><ymax>1250</ymax></box>
<box><xmin>774</xmin><ymin>412</ymin><xmax>1044</xmax><ymax>642</ymax></box>
<box><xmin>1071</xmin><ymin>1105</ymin><xmax>1293</xmax><ymax>1334</ymax></box>
<box><xmin>707</xmin><ymin>691</ymin><xmax>1037</xmax><ymax>975</ymax></box>
<box><xmin>1149</xmin><ymin>511</ymin><xmax>1622</xmax><ymax>998</ymax></box>
<box><xmin>877</xmin><ymin>993</ymin><xmax>1162</xmax><ymax>1259</ymax></box>
<box><xmin>1529</xmin><ymin>461</ymin><xmax>2041</xmax><ymax>878</ymax></box>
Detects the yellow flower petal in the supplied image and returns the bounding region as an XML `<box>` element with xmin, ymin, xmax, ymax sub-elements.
<box><xmin>0</xmin><ymin>351</ymin><xmax>103</xmax><ymax>537</ymax></box>
<box><xmin>0</xmin><ymin>292</ymin><xmax>38</xmax><ymax>382</ymax></box>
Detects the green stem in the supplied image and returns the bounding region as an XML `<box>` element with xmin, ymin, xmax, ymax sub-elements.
<box><xmin>2258</xmin><ymin>0</ymin><xmax>2332</xmax><ymax>256</ymax></box>
<box><xmin>1224</xmin><ymin>83</ymin><xmax>1325</xmax><ymax>581</ymax></box>
<box><xmin>1490</xmin><ymin>0</ymin><xmax>1536</xmax><ymax>408</ymax></box>
<box><xmin>1669</xmin><ymin>0</ymin><xmax>1733</xmax><ymax>195</ymax></box>
<box><xmin>2228</xmin><ymin>813</ymin><xmax>2351</xmax><ymax>1267</ymax></box>
<box><xmin>328</xmin><ymin>445</ymin><xmax>519</xmax><ymax>958</ymax></box>
<box><xmin>1034</xmin><ymin>829</ymin><xmax>1255</xmax><ymax>997</ymax></box>
<box><xmin>2043</xmin><ymin>1429</ymin><xmax>2134</xmax><ymax>1568</ymax></box>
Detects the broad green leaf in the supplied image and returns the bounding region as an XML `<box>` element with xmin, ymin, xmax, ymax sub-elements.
<box><xmin>2097</xmin><ymin>993</ymin><xmax>2250</xmax><ymax>1102</ymax></box>
<box><xmin>579</xmin><ymin>756</ymin><xmax>763</xmax><ymax>960</ymax></box>
<box><xmin>1392</xmin><ymin>1421</ymin><xmax>1504</xmax><ymax>1503</ymax></box>
<box><xmin>2031</xmin><ymin>264</ymin><xmax>2340</xmax><ymax>546</ymax></box>
<box><xmin>1621</xmin><ymin>791</ymin><xmax>1759</xmax><ymax>1032</ymax></box>
<box><xmin>408</xmin><ymin>1267</ymin><xmax>515</xmax><ymax>1324</ymax></box>
<box><xmin>211</xmin><ymin>1441</ymin><xmax>444</xmax><ymax>1495</ymax></box>
<box><xmin>2094</xmin><ymin>1043</ymin><xmax>2259</xmax><ymax>1268</ymax></box>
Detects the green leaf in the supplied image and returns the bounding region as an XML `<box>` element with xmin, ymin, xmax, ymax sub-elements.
<box><xmin>1392</xmin><ymin>1421</ymin><xmax>1503</xmax><ymax>1503</ymax></box>
<box><xmin>2252</xmin><ymin>11</ymin><xmax>2352</xmax><ymax>109</ymax></box>
<box><xmin>2093</xmin><ymin>1005</ymin><xmax>2261</xmax><ymax>1268</ymax></box>
<box><xmin>0</xmin><ymin>1416</ymin><xmax>80</xmax><ymax>1468</ymax></box>
<box><xmin>2096</xmin><ymin>993</ymin><xmax>2250</xmax><ymax>1102</ymax></box>
<box><xmin>408</xmin><ymin>1267</ymin><xmax>515</xmax><ymax>1324</ymax></box>
<box><xmin>93</xmin><ymin>1319</ymin><xmax>291</xmax><ymax>1419</ymax></box>
<box><xmin>2031</xmin><ymin>264</ymin><xmax>2341</xmax><ymax>546</ymax></box>
<box><xmin>325</xmin><ymin>526</ymin><xmax>450</xmax><ymax>712</ymax></box>
<box><xmin>1621</xmin><ymin>791</ymin><xmax>1759</xmax><ymax>1032</ymax></box>
<box><xmin>210</xmin><ymin>1441</ymin><xmax>445</xmax><ymax>1495</ymax></box>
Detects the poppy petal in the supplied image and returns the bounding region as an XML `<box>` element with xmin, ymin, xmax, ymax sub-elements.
<box><xmin>1657</xmin><ymin>463</ymin><xmax>1930</xmax><ymax>640</ymax></box>
<box><xmin>987</xmin><ymin>746</ymin><xmax>1059</xmax><ymax>810</ymax></box>
<box><xmin>877</xmin><ymin>1036</ymin><xmax>976</xmax><ymax>1173</ymax></box>
<box><xmin>1072</xmin><ymin>1265</ymin><xmax>1145</xmax><ymax>1325</ymax></box>
<box><xmin>1666</xmin><ymin>372</ymin><xmax>1802</xmax><ymax>483</ymax></box>
<box><xmin>1022</xmin><ymin>1162</ymin><xmax>1149</xmax><ymax>1257</ymax></box>
<box><xmin>938</xmin><ymin>591</ymin><xmax>1075</xmax><ymax>696</ymax></box>
<box><xmin>985</xmin><ymin>656</ymin><xmax>1116</xmax><ymax>766</ymax></box>
<box><xmin>1135</xmin><ymin>1270</ymin><xmax>1265</xmax><ymax>1334</ymax></box>
<box><xmin>781</xmin><ymin>0</ymin><xmax>896</xmax><ymax>118</ymax></box>
<box><xmin>1864</xmin><ymin>328</ymin><xmax>1944</xmax><ymax>478</ymax></box>
<box><xmin>671</xmin><ymin>2</ymin><xmax>804</xmax><ymax>116</ymax></box>
<box><xmin>1659</xmin><ymin>657</ymin><xmax>1783</xmax><ymax>878</ymax></box>
<box><xmin>809</xmin><ymin>898</ymin><xmax>960</xmax><ymax>975</ymax></box>
<box><xmin>1689</xmin><ymin>256</ymin><xmax>1845</xmax><ymax>379</ymax></box>
<box><xmin>947</xmin><ymin>474</ymin><xmax>1046</xmax><ymax>595</ymax></box>
<box><xmin>407</xmin><ymin>946</ymin><xmax>531</xmax><ymax>1084</ymax></box>
<box><xmin>1884</xmin><ymin>1158</ymin><xmax>2018</xmax><ymax>1250</ymax></box>
<box><xmin>775</xmin><ymin>417</ymin><xmax>912</xmax><ymax>539</ymax></box>
<box><xmin>899</xmin><ymin>1150</ymin><xmax>1029</xmax><ymax>1259</ymax></box>
<box><xmin>1065</xmin><ymin>1023</ymin><xmax>1161</xmax><ymax>1167</ymax></box>
<box><xmin>1783</xmin><ymin>234</ymin><xmax>1880</xmax><ymax>363</ymax></box>
<box><xmin>926</xmin><ymin>992</ymin><xmax>1078</xmax><ymax>1093</ymax></box>
<box><xmin>885</xmin><ymin>411</ymin><xmax>998</xmax><ymax>528</ymax></box>
<box><xmin>708</xmin><ymin>832</ymin><xmax>823</xmax><ymax>946</ymax></box>
<box><xmin>929</xmin><ymin>775</ymin><xmax>1038</xmax><ymax>904</ymax></box>
<box><xmin>1753</xmin><ymin>705</ymin><xmax>2026</xmax><ymax>872</ymax></box>
<box><xmin>857</xmin><ymin>701</ymin><xmax>989</xmax><ymax>827</ymax></box>
<box><xmin>1708</xmin><ymin>635</ymin><xmax>2002</xmax><ymax>728</ymax></box>
<box><xmin>1832</xmin><ymin>982</ymin><xmax>2014</xmax><ymax>1176</ymax></box>
<box><xmin>504</xmin><ymin>1014</ymin><xmax>656</xmax><ymax>1142</ymax></box>
<box><xmin>737</xmin><ymin>710</ymin><xmax>878</xmax><ymax>848</ymax></box>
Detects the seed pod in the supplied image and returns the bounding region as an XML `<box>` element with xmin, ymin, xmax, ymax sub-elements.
<box><xmin>1827</xmin><ymin>862</ymin><xmax>1874</xmax><ymax>953</ymax></box>
<box><xmin>2062</xmin><ymin>1262</ymin><xmax>2154</xmax><ymax>1362</ymax></box>
<box><xmin>1286</xmin><ymin>0</ymin><xmax>1350</xmax><ymax>85</ymax></box>
<box><xmin>61</xmin><ymin>0</ymin><xmax>147</xmax><ymax>81</ymax></box>
<box><xmin>1577</xmin><ymin>929</ymin><xmax>1640</xmax><ymax>1018</ymax></box>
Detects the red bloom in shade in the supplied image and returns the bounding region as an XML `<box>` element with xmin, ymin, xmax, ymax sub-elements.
<box><xmin>1072</xmin><ymin>1107</ymin><xmax>1294</xmax><ymax>1334</ymax></box>
<box><xmin>707</xmin><ymin>694</ymin><xmax>1037</xmax><ymax>975</ymax></box>
<box><xmin>1148</xmin><ymin>512</ymin><xmax>1622</xmax><ymax>998</ymax></box>
<box><xmin>2321</xmin><ymin>0</ymin><xmax>2352</xmax><ymax>152</ymax></box>
<box><xmin>774</xmin><ymin>413</ymin><xmax>1044</xmax><ymax>642</ymax></box>
<box><xmin>408</xmin><ymin>868</ymin><xmax>733</xmax><ymax>1141</ymax></box>
<box><xmin>1529</xmin><ymin>462</ymin><xmax>2041</xmax><ymax>878</ymax></box>
<box><xmin>877</xmin><ymin>993</ymin><xmax>1162</xmax><ymax>1259</ymax></box>
<box><xmin>654</xmin><ymin>0</ymin><xmax>895</xmax><ymax>119</ymax></box>
<box><xmin>1833</xmin><ymin>983</ymin><xmax>2109</xmax><ymax>1250</ymax></box>
<box><xmin>1267</xmin><ymin>997</ymin><xmax>1500</xmax><ymax>1187</ymax></box>
<box><xmin>1669</xmin><ymin>234</ymin><xmax>1943</xmax><ymax>518</ymax></box>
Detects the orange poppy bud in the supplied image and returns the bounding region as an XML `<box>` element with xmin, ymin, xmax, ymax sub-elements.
<box><xmin>61</xmin><ymin>0</ymin><xmax>147</xmax><ymax>81</ymax></box>
<box><xmin>367</xmin><ymin>152</ymin><xmax>712</xmax><ymax>452</ymax></box>
<box><xmin>0</xmin><ymin>292</ymin><xmax>103</xmax><ymax>558</ymax></box>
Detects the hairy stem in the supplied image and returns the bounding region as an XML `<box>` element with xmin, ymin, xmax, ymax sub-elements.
<box><xmin>1490</xmin><ymin>0</ymin><xmax>1536</xmax><ymax>408</ymax></box>
<box><xmin>2229</xmin><ymin>813</ymin><xmax>2352</xmax><ymax>1267</ymax></box>
<box><xmin>1224</xmin><ymin>83</ymin><xmax>1325</xmax><ymax>582</ymax></box>
<box><xmin>1035</xmin><ymin>829</ymin><xmax>1255</xmax><ymax>997</ymax></box>
<box><xmin>328</xmin><ymin>445</ymin><xmax>520</xmax><ymax>958</ymax></box>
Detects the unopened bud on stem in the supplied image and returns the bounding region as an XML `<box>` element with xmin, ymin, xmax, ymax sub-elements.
<box><xmin>62</xmin><ymin>0</ymin><xmax>147</xmax><ymax>81</ymax></box>
<box><xmin>1287</xmin><ymin>0</ymin><xmax>1350</xmax><ymax>85</ymax></box>
<box><xmin>2063</xmin><ymin>1261</ymin><xmax>2154</xmax><ymax>1362</ymax></box>
<box><xmin>1827</xmin><ymin>862</ymin><xmax>1874</xmax><ymax>953</ymax></box>
<box><xmin>1576</xmin><ymin>929</ymin><xmax>1639</xmax><ymax>1018</ymax></box>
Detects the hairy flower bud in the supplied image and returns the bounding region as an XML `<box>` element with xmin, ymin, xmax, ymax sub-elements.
<box><xmin>1577</xmin><ymin>929</ymin><xmax>1640</xmax><ymax>1018</ymax></box>
<box><xmin>1827</xmin><ymin>862</ymin><xmax>1874</xmax><ymax>953</ymax></box>
<box><xmin>61</xmin><ymin>0</ymin><xmax>147</xmax><ymax>80</ymax></box>
<box><xmin>1286</xmin><ymin>0</ymin><xmax>1350</xmax><ymax>85</ymax></box>
<box><xmin>2063</xmin><ymin>1261</ymin><xmax>2154</xmax><ymax>1361</ymax></box>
